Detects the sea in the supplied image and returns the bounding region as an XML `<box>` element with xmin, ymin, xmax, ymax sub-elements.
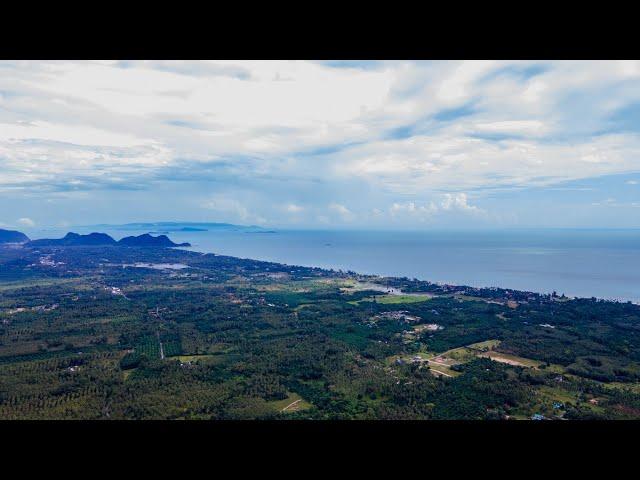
<box><xmin>26</xmin><ymin>226</ymin><xmax>640</xmax><ymax>303</ymax></box>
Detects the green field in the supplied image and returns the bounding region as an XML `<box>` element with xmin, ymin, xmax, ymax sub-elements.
<box><xmin>354</xmin><ymin>294</ymin><xmax>432</xmax><ymax>305</ymax></box>
<box><xmin>478</xmin><ymin>351</ymin><xmax>542</xmax><ymax>368</ymax></box>
<box><xmin>268</xmin><ymin>392</ymin><xmax>312</xmax><ymax>413</ymax></box>
<box><xmin>173</xmin><ymin>354</ymin><xmax>215</xmax><ymax>362</ymax></box>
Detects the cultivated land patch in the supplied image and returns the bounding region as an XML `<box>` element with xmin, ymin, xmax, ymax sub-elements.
<box><xmin>478</xmin><ymin>351</ymin><xmax>542</xmax><ymax>368</ymax></box>
<box><xmin>391</xmin><ymin>339</ymin><xmax>546</xmax><ymax>378</ymax></box>
<box><xmin>601</xmin><ymin>382</ymin><xmax>640</xmax><ymax>394</ymax></box>
<box><xmin>269</xmin><ymin>392</ymin><xmax>312</xmax><ymax>413</ymax></box>
<box><xmin>0</xmin><ymin>277</ymin><xmax>83</xmax><ymax>292</ymax></box>
<box><xmin>173</xmin><ymin>354</ymin><xmax>216</xmax><ymax>362</ymax></box>
<box><xmin>353</xmin><ymin>294</ymin><xmax>432</xmax><ymax>305</ymax></box>
<box><xmin>433</xmin><ymin>340</ymin><xmax>503</xmax><ymax>365</ymax></box>
<box><xmin>387</xmin><ymin>350</ymin><xmax>461</xmax><ymax>378</ymax></box>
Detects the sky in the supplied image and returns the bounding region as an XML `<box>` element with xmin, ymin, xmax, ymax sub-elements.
<box><xmin>1</xmin><ymin>60</ymin><xmax>640</xmax><ymax>232</ymax></box>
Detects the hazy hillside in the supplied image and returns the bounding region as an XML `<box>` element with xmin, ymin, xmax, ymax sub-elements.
<box><xmin>0</xmin><ymin>229</ymin><xmax>30</xmax><ymax>244</ymax></box>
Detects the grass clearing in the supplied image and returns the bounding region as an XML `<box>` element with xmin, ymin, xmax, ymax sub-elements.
<box><xmin>537</xmin><ymin>385</ymin><xmax>576</xmax><ymax>404</ymax></box>
<box><xmin>377</xmin><ymin>294</ymin><xmax>432</xmax><ymax>304</ymax></box>
<box><xmin>600</xmin><ymin>381</ymin><xmax>640</xmax><ymax>394</ymax></box>
<box><xmin>268</xmin><ymin>392</ymin><xmax>312</xmax><ymax>413</ymax></box>
<box><xmin>0</xmin><ymin>277</ymin><xmax>82</xmax><ymax>292</ymax></box>
<box><xmin>293</xmin><ymin>303</ymin><xmax>313</xmax><ymax>311</ymax></box>
<box><xmin>426</xmin><ymin>362</ymin><xmax>460</xmax><ymax>378</ymax></box>
<box><xmin>394</xmin><ymin>339</ymin><xmax>544</xmax><ymax>375</ymax></box>
<box><xmin>170</xmin><ymin>353</ymin><xmax>235</xmax><ymax>366</ymax></box>
<box><xmin>172</xmin><ymin>354</ymin><xmax>215</xmax><ymax>362</ymax></box>
<box><xmin>439</xmin><ymin>347</ymin><xmax>477</xmax><ymax>363</ymax></box>
<box><xmin>355</xmin><ymin>294</ymin><xmax>432</xmax><ymax>305</ymax></box>
<box><xmin>452</xmin><ymin>294</ymin><xmax>487</xmax><ymax>302</ymax></box>
<box><xmin>478</xmin><ymin>351</ymin><xmax>542</xmax><ymax>368</ymax></box>
<box><xmin>386</xmin><ymin>350</ymin><xmax>461</xmax><ymax>378</ymax></box>
<box><xmin>466</xmin><ymin>339</ymin><xmax>502</xmax><ymax>351</ymax></box>
<box><xmin>430</xmin><ymin>340</ymin><xmax>501</xmax><ymax>366</ymax></box>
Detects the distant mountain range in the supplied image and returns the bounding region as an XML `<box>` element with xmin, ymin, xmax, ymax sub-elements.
<box><xmin>118</xmin><ymin>233</ymin><xmax>191</xmax><ymax>247</ymax></box>
<box><xmin>0</xmin><ymin>228</ymin><xmax>30</xmax><ymax>244</ymax></box>
<box><xmin>85</xmin><ymin>222</ymin><xmax>268</xmax><ymax>233</ymax></box>
<box><xmin>2</xmin><ymin>221</ymin><xmax>274</xmax><ymax>249</ymax></box>
<box><xmin>27</xmin><ymin>232</ymin><xmax>190</xmax><ymax>248</ymax></box>
<box><xmin>29</xmin><ymin>232</ymin><xmax>117</xmax><ymax>247</ymax></box>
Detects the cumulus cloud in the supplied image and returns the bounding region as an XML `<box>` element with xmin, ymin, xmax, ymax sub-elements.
<box><xmin>440</xmin><ymin>193</ymin><xmax>483</xmax><ymax>214</ymax></box>
<box><xmin>2</xmin><ymin>60</ymin><xmax>640</xmax><ymax>227</ymax></box>
<box><xmin>390</xmin><ymin>201</ymin><xmax>438</xmax><ymax>217</ymax></box>
<box><xmin>332</xmin><ymin>132</ymin><xmax>640</xmax><ymax>194</ymax></box>
<box><xmin>17</xmin><ymin>217</ymin><xmax>35</xmax><ymax>227</ymax></box>
<box><xmin>285</xmin><ymin>203</ymin><xmax>304</xmax><ymax>213</ymax></box>
<box><xmin>388</xmin><ymin>194</ymin><xmax>484</xmax><ymax>222</ymax></box>
<box><xmin>329</xmin><ymin>203</ymin><xmax>355</xmax><ymax>221</ymax></box>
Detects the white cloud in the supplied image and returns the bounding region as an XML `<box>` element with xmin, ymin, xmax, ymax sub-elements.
<box><xmin>17</xmin><ymin>217</ymin><xmax>35</xmax><ymax>227</ymax></box>
<box><xmin>2</xmin><ymin>60</ymin><xmax>640</xmax><ymax>227</ymax></box>
<box><xmin>388</xmin><ymin>193</ymin><xmax>484</xmax><ymax>222</ymax></box>
<box><xmin>285</xmin><ymin>203</ymin><xmax>304</xmax><ymax>213</ymax></box>
<box><xmin>0</xmin><ymin>120</ymin><xmax>149</xmax><ymax>147</ymax></box>
<box><xmin>591</xmin><ymin>198</ymin><xmax>640</xmax><ymax>208</ymax></box>
<box><xmin>440</xmin><ymin>193</ymin><xmax>482</xmax><ymax>213</ymax></box>
<box><xmin>390</xmin><ymin>201</ymin><xmax>438</xmax><ymax>216</ymax></box>
<box><xmin>329</xmin><ymin>203</ymin><xmax>355</xmax><ymax>221</ymax></box>
<box><xmin>332</xmin><ymin>132</ymin><xmax>640</xmax><ymax>194</ymax></box>
<box><xmin>3</xmin><ymin>61</ymin><xmax>640</xmax><ymax>192</ymax></box>
<box><xmin>436</xmin><ymin>61</ymin><xmax>497</xmax><ymax>104</ymax></box>
<box><xmin>473</xmin><ymin>120</ymin><xmax>547</xmax><ymax>136</ymax></box>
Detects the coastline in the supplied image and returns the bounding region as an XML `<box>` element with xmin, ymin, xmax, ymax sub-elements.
<box><xmin>17</xmin><ymin>226</ymin><xmax>640</xmax><ymax>303</ymax></box>
<box><xmin>169</xmin><ymin>246</ymin><xmax>638</xmax><ymax>307</ymax></box>
<box><xmin>173</xmin><ymin>245</ymin><xmax>640</xmax><ymax>305</ymax></box>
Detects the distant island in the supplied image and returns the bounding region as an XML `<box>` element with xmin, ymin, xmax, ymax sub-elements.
<box><xmin>118</xmin><ymin>233</ymin><xmax>191</xmax><ymax>247</ymax></box>
<box><xmin>0</xmin><ymin>228</ymin><xmax>30</xmax><ymax>244</ymax></box>
<box><xmin>149</xmin><ymin>227</ymin><xmax>208</xmax><ymax>233</ymax></box>
<box><xmin>27</xmin><ymin>232</ymin><xmax>191</xmax><ymax>248</ymax></box>
<box><xmin>85</xmin><ymin>221</ymin><xmax>267</xmax><ymax>233</ymax></box>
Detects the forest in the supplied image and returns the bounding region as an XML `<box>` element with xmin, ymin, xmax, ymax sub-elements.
<box><xmin>1</xmin><ymin>242</ymin><xmax>640</xmax><ymax>420</ymax></box>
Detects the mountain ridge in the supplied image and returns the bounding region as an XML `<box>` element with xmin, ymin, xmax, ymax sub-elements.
<box><xmin>27</xmin><ymin>232</ymin><xmax>190</xmax><ymax>248</ymax></box>
<box><xmin>0</xmin><ymin>228</ymin><xmax>30</xmax><ymax>244</ymax></box>
<box><xmin>118</xmin><ymin>233</ymin><xmax>191</xmax><ymax>247</ymax></box>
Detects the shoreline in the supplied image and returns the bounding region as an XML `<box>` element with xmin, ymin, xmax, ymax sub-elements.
<box><xmin>5</xmin><ymin>227</ymin><xmax>640</xmax><ymax>305</ymax></box>
<box><xmin>174</xmin><ymin>246</ymin><xmax>640</xmax><ymax>306</ymax></box>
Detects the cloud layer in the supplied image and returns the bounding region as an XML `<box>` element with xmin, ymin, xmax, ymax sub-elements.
<box><xmin>1</xmin><ymin>60</ymin><xmax>640</xmax><ymax>228</ymax></box>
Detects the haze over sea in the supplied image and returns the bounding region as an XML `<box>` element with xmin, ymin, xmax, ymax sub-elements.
<box><xmin>28</xmin><ymin>225</ymin><xmax>640</xmax><ymax>303</ymax></box>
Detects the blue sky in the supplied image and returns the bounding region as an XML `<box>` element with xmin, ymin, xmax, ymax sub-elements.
<box><xmin>0</xmin><ymin>60</ymin><xmax>639</xmax><ymax>231</ymax></box>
